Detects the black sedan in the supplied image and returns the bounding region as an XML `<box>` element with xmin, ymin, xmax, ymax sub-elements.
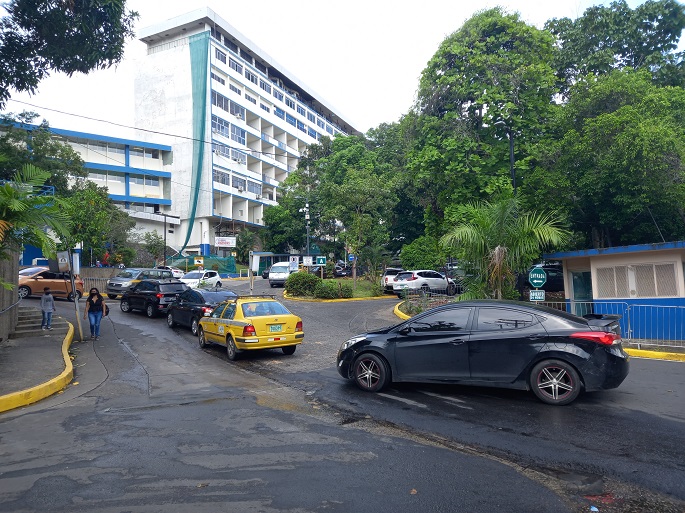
<box><xmin>337</xmin><ymin>300</ymin><xmax>630</xmax><ymax>405</ymax></box>
<box><xmin>166</xmin><ymin>288</ymin><xmax>238</xmax><ymax>335</ymax></box>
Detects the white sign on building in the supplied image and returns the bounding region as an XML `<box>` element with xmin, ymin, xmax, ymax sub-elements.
<box><xmin>215</xmin><ymin>236</ymin><xmax>237</xmax><ymax>248</ymax></box>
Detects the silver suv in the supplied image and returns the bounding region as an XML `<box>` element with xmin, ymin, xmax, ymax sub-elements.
<box><xmin>381</xmin><ymin>267</ymin><xmax>404</xmax><ymax>293</ymax></box>
<box><xmin>106</xmin><ymin>268</ymin><xmax>173</xmax><ymax>299</ymax></box>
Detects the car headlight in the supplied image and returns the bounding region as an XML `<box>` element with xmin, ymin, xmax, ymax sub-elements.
<box><xmin>340</xmin><ymin>336</ymin><xmax>365</xmax><ymax>352</ymax></box>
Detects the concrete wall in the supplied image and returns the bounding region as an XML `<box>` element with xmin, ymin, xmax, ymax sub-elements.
<box><xmin>0</xmin><ymin>257</ymin><xmax>20</xmax><ymax>343</ymax></box>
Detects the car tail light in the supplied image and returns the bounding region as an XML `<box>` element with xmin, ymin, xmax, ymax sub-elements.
<box><xmin>570</xmin><ymin>331</ymin><xmax>621</xmax><ymax>346</ymax></box>
<box><xmin>156</xmin><ymin>293</ymin><xmax>164</xmax><ymax>299</ymax></box>
<box><xmin>296</xmin><ymin>320</ymin><xmax>303</xmax><ymax>332</ymax></box>
<box><xmin>407</xmin><ymin>275</ymin><xmax>417</xmax><ymax>281</ymax></box>
<box><xmin>242</xmin><ymin>325</ymin><xmax>256</xmax><ymax>336</ymax></box>
<box><xmin>201</xmin><ymin>306</ymin><xmax>213</xmax><ymax>314</ymax></box>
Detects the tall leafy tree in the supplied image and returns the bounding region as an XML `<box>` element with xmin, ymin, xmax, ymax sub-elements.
<box><xmin>547</xmin><ymin>0</ymin><xmax>685</xmax><ymax>92</ymax></box>
<box><xmin>410</xmin><ymin>8</ymin><xmax>557</xmax><ymax>233</ymax></box>
<box><xmin>0</xmin><ymin>0</ymin><xmax>138</xmax><ymax>108</ymax></box>
<box><xmin>525</xmin><ymin>70</ymin><xmax>685</xmax><ymax>248</ymax></box>
<box><xmin>441</xmin><ymin>198</ymin><xmax>569</xmax><ymax>299</ymax></box>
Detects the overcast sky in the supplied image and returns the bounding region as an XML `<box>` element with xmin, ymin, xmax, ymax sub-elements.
<box><xmin>5</xmin><ymin>0</ymin><xmax>646</xmax><ymax>138</ymax></box>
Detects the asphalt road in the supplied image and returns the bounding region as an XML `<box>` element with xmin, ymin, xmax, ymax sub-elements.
<box><xmin>1</xmin><ymin>279</ymin><xmax>683</xmax><ymax>512</ymax></box>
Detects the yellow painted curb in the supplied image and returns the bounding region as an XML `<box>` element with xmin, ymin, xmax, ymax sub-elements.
<box><xmin>284</xmin><ymin>292</ymin><xmax>396</xmax><ymax>303</ymax></box>
<box><xmin>625</xmin><ymin>348</ymin><xmax>685</xmax><ymax>362</ymax></box>
<box><xmin>394</xmin><ymin>302</ymin><xmax>411</xmax><ymax>320</ymax></box>
<box><xmin>0</xmin><ymin>322</ymin><xmax>75</xmax><ymax>414</ymax></box>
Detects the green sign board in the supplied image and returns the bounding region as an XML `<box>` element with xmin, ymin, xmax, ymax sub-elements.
<box><xmin>529</xmin><ymin>289</ymin><xmax>546</xmax><ymax>301</ymax></box>
<box><xmin>528</xmin><ymin>267</ymin><xmax>547</xmax><ymax>288</ymax></box>
<box><xmin>316</xmin><ymin>256</ymin><xmax>326</xmax><ymax>265</ymax></box>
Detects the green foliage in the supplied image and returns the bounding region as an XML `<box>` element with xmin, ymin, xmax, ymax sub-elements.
<box><xmin>235</xmin><ymin>229</ymin><xmax>257</xmax><ymax>265</ymax></box>
<box><xmin>285</xmin><ymin>272</ymin><xmax>321</xmax><ymax>296</ymax></box>
<box><xmin>143</xmin><ymin>231</ymin><xmax>165</xmax><ymax>264</ymax></box>
<box><xmin>441</xmin><ymin>198</ymin><xmax>569</xmax><ymax>299</ymax></box>
<box><xmin>399</xmin><ymin>235</ymin><xmax>445</xmax><ymax>270</ymax></box>
<box><xmin>0</xmin><ymin>1</ymin><xmax>138</xmax><ymax>108</ymax></box>
<box><xmin>546</xmin><ymin>0</ymin><xmax>685</xmax><ymax>93</ymax></box>
<box><xmin>0</xmin><ymin>163</ymin><xmax>70</xmax><ymax>288</ymax></box>
<box><xmin>313</xmin><ymin>281</ymin><xmax>355</xmax><ymax>299</ymax></box>
<box><xmin>0</xmin><ymin>114</ymin><xmax>87</xmax><ymax>194</ymax></box>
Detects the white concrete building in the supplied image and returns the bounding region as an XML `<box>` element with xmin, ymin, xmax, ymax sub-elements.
<box><xmin>134</xmin><ymin>7</ymin><xmax>358</xmax><ymax>257</ymax></box>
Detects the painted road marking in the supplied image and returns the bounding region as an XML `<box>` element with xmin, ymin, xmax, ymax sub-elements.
<box><xmin>377</xmin><ymin>393</ymin><xmax>428</xmax><ymax>409</ymax></box>
<box><xmin>419</xmin><ymin>390</ymin><xmax>474</xmax><ymax>410</ymax></box>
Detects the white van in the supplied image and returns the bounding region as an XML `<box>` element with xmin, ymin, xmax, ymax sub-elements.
<box><xmin>268</xmin><ymin>262</ymin><xmax>294</xmax><ymax>288</ymax></box>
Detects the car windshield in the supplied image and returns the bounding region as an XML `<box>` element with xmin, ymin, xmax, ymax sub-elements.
<box><xmin>115</xmin><ymin>270</ymin><xmax>138</xmax><ymax>278</ymax></box>
<box><xmin>270</xmin><ymin>265</ymin><xmax>290</xmax><ymax>273</ymax></box>
<box><xmin>159</xmin><ymin>283</ymin><xmax>187</xmax><ymax>293</ymax></box>
<box><xmin>19</xmin><ymin>267</ymin><xmax>45</xmax><ymax>276</ymax></box>
<box><xmin>241</xmin><ymin>301</ymin><xmax>290</xmax><ymax>317</ymax></box>
<box><xmin>183</xmin><ymin>272</ymin><xmax>202</xmax><ymax>279</ymax></box>
<box><xmin>202</xmin><ymin>291</ymin><xmax>237</xmax><ymax>302</ymax></box>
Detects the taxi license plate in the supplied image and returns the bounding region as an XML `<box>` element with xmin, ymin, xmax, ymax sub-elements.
<box><xmin>269</xmin><ymin>325</ymin><xmax>283</xmax><ymax>333</ymax></box>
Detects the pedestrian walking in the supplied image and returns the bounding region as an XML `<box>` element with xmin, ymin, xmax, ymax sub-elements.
<box><xmin>40</xmin><ymin>287</ymin><xmax>55</xmax><ymax>330</ymax></box>
<box><xmin>83</xmin><ymin>287</ymin><xmax>107</xmax><ymax>340</ymax></box>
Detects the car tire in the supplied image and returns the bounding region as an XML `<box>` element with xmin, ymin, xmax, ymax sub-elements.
<box><xmin>282</xmin><ymin>345</ymin><xmax>296</xmax><ymax>356</ymax></box>
<box><xmin>167</xmin><ymin>312</ymin><xmax>176</xmax><ymax>328</ymax></box>
<box><xmin>146</xmin><ymin>303</ymin><xmax>156</xmax><ymax>318</ymax></box>
<box><xmin>190</xmin><ymin>318</ymin><xmax>200</xmax><ymax>336</ymax></box>
<box><xmin>18</xmin><ymin>285</ymin><xmax>31</xmax><ymax>299</ymax></box>
<box><xmin>107</xmin><ymin>294</ymin><xmax>118</xmax><ymax>300</ymax></box>
<box><xmin>353</xmin><ymin>353</ymin><xmax>390</xmax><ymax>393</ymax></box>
<box><xmin>67</xmin><ymin>290</ymin><xmax>80</xmax><ymax>302</ymax></box>
<box><xmin>216</xmin><ymin>282</ymin><xmax>222</xmax><ymax>288</ymax></box>
<box><xmin>420</xmin><ymin>284</ymin><xmax>430</xmax><ymax>296</ymax></box>
<box><xmin>198</xmin><ymin>327</ymin><xmax>209</xmax><ymax>348</ymax></box>
<box><xmin>120</xmin><ymin>299</ymin><xmax>131</xmax><ymax>313</ymax></box>
<box><xmin>447</xmin><ymin>283</ymin><xmax>457</xmax><ymax>296</ymax></box>
<box><xmin>530</xmin><ymin>359</ymin><xmax>582</xmax><ymax>406</ymax></box>
<box><xmin>226</xmin><ymin>336</ymin><xmax>239</xmax><ymax>361</ymax></box>
<box><xmin>396</xmin><ymin>293</ymin><xmax>403</xmax><ymax>299</ymax></box>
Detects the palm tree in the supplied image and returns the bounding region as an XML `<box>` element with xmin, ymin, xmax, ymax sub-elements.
<box><xmin>0</xmin><ymin>163</ymin><xmax>69</xmax><ymax>290</ymax></box>
<box><xmin>440</xmin><ymin>198</ymin><xmax>569</xmax><ymax>299</ymax></box>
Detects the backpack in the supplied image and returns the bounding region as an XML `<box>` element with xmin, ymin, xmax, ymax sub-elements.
<box><xmin>104</xmin><ymin>304</ymin><xmax>110</xmax><ymax>317</ymax></box>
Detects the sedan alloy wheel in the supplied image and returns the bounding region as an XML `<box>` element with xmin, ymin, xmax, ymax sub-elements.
<box><xmin>353</xmin><ymin>353</ymin><xmax>389</xmax><ymax>392</ymax></box>
<box><xmin>530</xmin><ymin>359</ymin><xmax>581</xmax><ymax>406</ymax></box>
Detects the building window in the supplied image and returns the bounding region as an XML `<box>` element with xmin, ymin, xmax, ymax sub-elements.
<box><xmin>212</xmin><ymin>143</ymin><xmax>230</xmax><ymax>158</ymax></box>
<box><xmin>307</xmin><ymin>112</ymin><xmax>315</xmax><ymax>123</ymax></box>
<box><xmin>211</xmin><ymin>114</ymin><xmax>230</xmax><ymax>137</ymax></box>
<box><xmin>239</xmin><ymin>48</ymin><xmax>252</xmax><ymax>64</ymax></box>
<box><xmin>307</xmin><ymin>127</ymin><xmax>317</xmax><ymax>138</ymax></box>
<box><xmin>286</xmin><ymin>114</ymin><xmax>296</xmax><ymax>127</ymax></box>
<box><xmin>232</xmin><ymin>176</ymin><xmax>246</xmax><ymax>190</ymax></box>
<box><xmin>245</xmin><ymin>69</ymin><xmax>258</xmax><ymax>85</ymax></box>
<box><xmin>229</xmin><ymin>57</ymin><xmax>242</xmax><ymax>74</ymax></box>
<box><xmin>215</xmin><ymin>49</ymin><xmax>227</xmax><ymax>64</ymax></box>
<box><xmin>212</xmin><ymin>91</ymin><xmax>229</xmax><ymax>112</ymax></box>
<box><xmin>213</xmin><ymin>168</ymin><xmax>231</xmax><ymax>186</ymax></box>
<box><xmin>275</xmin><ymin>107</ymin><xmax>285</xmax><ymax>119</ymax></box>
<box><xmin>326</xmin><ymin>124</ymin><xmax>333</xmax><ymax>134</ymax></box>
<box><xmin>245</xmin><ymin>93</ymin><xmax>257</xmax><ymax>105</ymax></box>
<box><xmin>273</xmin><ymin>89</ymin><xmax>283</xmax><ymax>102</ymax></box>
<box><xmin>90</xmin><ymin>172</ymin><xmax>106</xmax><ymax>181</ymax></box>
<box><xmin>317</xmin><ymin>118</ymin><xmax>325</xmax><ymax>129</ymax></box>
<box><xmin>211</xmin><ymin>72</ymin><xmax>225</xmax><ymax>85</ymax></box>
<box><xmin>255</xmin><ymin>61</ymin><xmax>267</xmax><ymax>73</ymax></box>
<box><xmin>259</xmin><ymin>79</ymin><xmax>271</xmax><ymax>94</ymax></box>
<box><xmin>144</xmin><ymin>149</ymin><xmax>159</xmax><ymax>159</ymax></box>
<box><xmin>229</xmin><ymin>100</ymin><xmax>245</xmax><ymax>120</ymax></box>
<box><xmin>229</xmin><ymin>83</ymin><xmax>241</xmax><ymax>95</ymax></box>
<box><xmin>231</xmin><ymin>125</ymin><xmax>246</xmax><ymax>145</ymax></box>
<box><xmin>231</xmin><ymin>149</ymin><xmax>247</xmax><ymax>164</ymax></box>
<box><xmin>247</xmin><ymin>181</ymin><xmax>262</xmax><ymax>195</ymax></box>
<box><xmin>297</xmin><ymin>105</ymin><xmax>306</xmax><ymax>116</ymax></box>
<box><xmin>144</xmin><ymin>176</ymin><xmax>159</xmax><ymax>186</ymax></box>
<box><xmin>211</xmin><ymin>27</ymin><xmax>223</xmax><ymax>43</ymax></box>
<box><xmin>260</xmin><ymin>103</ymin><xmax>270</xmax><ymax>113</ymax></box>
<box><xmin>226</xmin><ymin>40</ymin><xmax>238</xmax><ymax>53</ymax></box>
<box><xmin>596</xmin><ymin>263</ymin><xmax>678</xmax><ymax>298</ymax></box>
<box><xmin>297</xmin><ymin>120</ymin><xmax>306</xmax><ymax>133</ymax></box>
<box><xmin>109</xmin><ymin>173</ymin><xmax>125</xmax><ymax>182</ymax></box>
<box><xmin>285</xmin><ymin>97</ymin><xmax>295</xmax><ymax>109</ymax></box>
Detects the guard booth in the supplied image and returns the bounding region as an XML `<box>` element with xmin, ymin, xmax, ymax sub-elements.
<box><xmin>545</xmin><ymin>241</ymin><xmax>685</xmax><ymax>345</ymax></box>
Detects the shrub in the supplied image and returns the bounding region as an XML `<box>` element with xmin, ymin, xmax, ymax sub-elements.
<box><xmin>314</xmin><ymin>281</ymin><xmax>339</xmax><ymax>299</ymax></box>
<box><xmin>285</xmin><ymin>272</ymin><xmax>321</xmax><ymax>296</ymax></box>
<box><xmin>339</xmin><ymin>283</ymin><xmax>353</xmax><ymax>298</ymax></box>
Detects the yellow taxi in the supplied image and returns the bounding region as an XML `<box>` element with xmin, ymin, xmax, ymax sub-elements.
<box><xmin>197</xmin><ymin>295</ymin><xmax>303</xmax><ymax>360</ymax></box>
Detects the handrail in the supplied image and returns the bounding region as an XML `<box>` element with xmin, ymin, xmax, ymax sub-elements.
<box><xmin>0</xmin><ymin>297</ymin><xmax>22</xmax><ymax>315</ymax></box>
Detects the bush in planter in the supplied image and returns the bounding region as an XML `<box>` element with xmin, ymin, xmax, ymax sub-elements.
<box><xmin>314</xmin><ymin>281</ymin><xmax>339</xmax><ymax>299</ymax></box>
<box><xmin>285</xmin><ymin>272</ymin><xmax>321</xmax><ymax>296</ymax></box>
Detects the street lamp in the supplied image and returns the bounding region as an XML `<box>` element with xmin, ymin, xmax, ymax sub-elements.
<box><xmin>154</xmin><ymin>208</ymin><xmax>168</xmax><ymax>265</ymax></box>
<box><xmin>299</xmin><ymin>203</ymin><xmax>310</xmax><ymax>255</ymax></box>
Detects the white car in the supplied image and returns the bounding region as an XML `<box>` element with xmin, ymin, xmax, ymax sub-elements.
<box><xmin>392</xmin><ymin>270</ymin><xmax>457</xmax><ymax>297</ymax></box>
<box><xmin>155</xmin><ymin>266</ymin><xmax>185</xmax><ymax>278</ymax></box>
<box><xmin>268</xmin><ymin>262</ymin><xmax>295</xmax><ymax>287</ymax></box>
<box><xmin>181</xmin><ymin>270</ymin><xmax>222</xmax><ymax>288</ymax></box>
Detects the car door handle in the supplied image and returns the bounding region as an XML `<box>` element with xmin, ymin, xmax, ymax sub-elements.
<box><xmin>527</xmin><ymin>334</ymin><xmax>546</xmax><ymax>340</ymax></box>
<box><xmin>449</xmin><ymin>339</ymin><xmax>467</xmax><ymax>345</ymax></box>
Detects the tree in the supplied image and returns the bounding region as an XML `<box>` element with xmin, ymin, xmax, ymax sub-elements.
<box><xmin>525</xmin><ymin>70</ymin><xmax>685</xmax><ymax>248</ymax></box>
<box><xmin>59</xmin><ymin>180</ymin><xmax>135</xmax><ymax>262</ymax></box>
<box><xmin>142</xmin><ymin>231</ymin><xmax>165</xmax><ymax>266</ymax></box>
<box><xmin>0</xmin><ymin>0</ymin><xmax>138</xmax><ymax>108</ymax></box>
<box><xmin>410</xmin><ymin>8</ymin><xmax>557</xmax><ymax>234</ymax></box>
<box><xmin>546</xmin><ymin>0</ymin><xmax>685</xmax><ymax>93</ymax></box>
<box><xmin>0</xmin><ymin>163</ymin><xmax>69</xmax><ymax>289</ymax></box>
<box><xmin>399</xmin><ymin>235</ymin><xmax>445</xmax><ymax>271</ymax></box>
<box><xmin>441</xmin><ymin>198</ymin><xmax>569</xmax><ymax>299</ymax></box>
<box><xmin>236</xmin><ymin>229</ymin><xmax>257</xmax><ymax>265</ymax></box>
<box><xmin>0</xmin><ymin>113</ymin><xmax>87</xmax><ymax>194</ymax></box>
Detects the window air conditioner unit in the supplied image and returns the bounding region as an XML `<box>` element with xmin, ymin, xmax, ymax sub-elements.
<box><xmin>256</xmin><ymin>194</ymin><xmax>262</xmax><ymax>199</ymax></box>
<box><xmin>234</xmin><ymin>113</ymin><xmax>242</xmax><ymax>119</ymax></box>
<box><xmin>232</xmin><ymin>157</ymin><xmax>240</xmax><ymax>162</ymax></box>
<box><xmin>238</xmin><ymin>187</ymin><xmax>244</xmax><ymax>192</ymax></box>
